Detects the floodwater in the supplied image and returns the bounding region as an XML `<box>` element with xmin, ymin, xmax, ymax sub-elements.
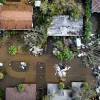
<box><xmin>0</xmin><ymin>36</ymin><xmax>96</xmax><ymax>88</ymax></box>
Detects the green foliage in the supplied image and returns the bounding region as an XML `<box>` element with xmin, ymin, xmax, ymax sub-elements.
<box><xmin>58</xmin><ymin>82</ymin><xmax>64</xmax><ymax>89</ymax></box>
<box><xmin>4</xmin><ymin>31</ymin><xmax>11</xmax><ymax>37</ymax></box>
<box><xmin>85</xmin><ymin>0</ymin><xmax>91</xmax><ymax>18</ymax></box>
<box><xmin>53</xmin><ymin>36</ymin><xmax>60</xmax><ymax>40</ymax></box>
<box><xmin>81</xmin><ymin>82</ymin><xmax>89</xmax><ymax>89</ymax></box>
<box><xmin>21</xmin><ymin>46</ymin><xmax>28</xmax><ymax>52</ymax></box>
<box><xmin>0</xmin><ymin>0</ymin><xmax>3</xmax><ymax>3</ymax></box>
<box><xmin>55</xmin><ymin>48</ymin><xmax>74</xmax><ymax>61</ymax></box>
<box><xmin>40</xmin><ymin>0</ymin><xmax>48</xmax><ymax>15</ymax></box>
<box><xmin>40</xmin><ymin>0</ymin><xmax>68</xmax><ymax>16</ymax></box>
<box><xmin>0</xmin><ymin>73</ymin><xmax>3</xmax><ymax>79</ymax></box>
<box><xmin>42</xmin><ymin>95</ymin><xmax>50</xmax><ymax>100</ymax></box>
<box><xmin>71</xmin><ymin>6</ymin><xmax>80</xmax><ymax>20</ymax></box>
<box><xmin>55</xmin><ymin>41</ymin><xmax>63</xmax><ymax>50</ymax></box>
<box><xmin>17</xmin><ymin>84</ymin><xmax>25</xmax><ymax>92</ymax></box>
<box><xmin>84</xmin><ymin>21</ymin><xmax>92</xmax><ymax>40</ymax></box>
<box><xmin>76</xmin><ymin>0</ymin><xmax>80</xmax><ymax>3</ymax></box>
<box><xmin>10</xmin><ymin>31</ymin><xmax>17</xmax><ymax>35</ymax></box>
<box><xmin>0</xmin><ymin>87</ymin><xmax>3</xmax><ymax>97</ymax></box>
<box><xmin>72</xmin><ymin>88</ymin><xmax>96</xmax><ymax>100</ymax></box>
<box><xmin>0</xmin><ymin>98</ymin><xmax>3</xmax><ymax>100</ymax></box>
<box><xmin>4</xmin><ymin>31</ymin><xmax>17</xmax><ymax>37</ymax></box>
<box><xmin>8</xmin><ymin>46</ymin><xmax>17</xmax><ymax>55</ymax></box>
<box><xmin>0</xmin><ymin>38</ymin><xmax>2</xmax><ymax>43</ymax></box>
<box><xmin>67</xmin><ymin>84</ymin><xmax>72</xmax><ymax>89</ymax></box>
<box><xmin>38</xmin><ymin>0</ymin><xmax>74</xmax><ymax>26</ymax></box>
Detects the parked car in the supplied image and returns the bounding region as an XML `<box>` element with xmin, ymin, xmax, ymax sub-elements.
<box><xmin>37</xmin><ymin>88</ymin><xmax>43</xmax><ymax>100</ymax></box>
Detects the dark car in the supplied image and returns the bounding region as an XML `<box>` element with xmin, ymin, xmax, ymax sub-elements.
<box><xmin>37</xmin><ymin>88</ymin><xmax>43</xmax><ymax>100</ymax></box>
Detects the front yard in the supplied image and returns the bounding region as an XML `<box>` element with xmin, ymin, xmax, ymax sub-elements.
<box><xmin>0</xmin><ymin>34</ymin><xmax>97</xmax><ymax>89</ymax></box>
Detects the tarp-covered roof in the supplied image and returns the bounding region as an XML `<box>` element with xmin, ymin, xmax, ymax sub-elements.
<box><xmin>47</xmin><ymin>15</ymin><xmax>83</xmax><ymax>36</ymax></box>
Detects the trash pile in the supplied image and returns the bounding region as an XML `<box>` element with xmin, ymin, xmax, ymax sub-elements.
<box><xmin>20</xmin><ymin>62</ymin><xmax>27</xmax><ymax>70</ymax></box>
<box><xmin>54</xmin><ymin>63</ymin><xmax>71</xmax><ymax>80</ymax></box>
<box><xmin>29</xmin><ymin>46</ymin><xmax>43</xmax><ymax>57</ymax></box>
<box><xmin>92</xmin><ymin>66</ymin><xmax>100</xmax><ymax>79</ymax></box>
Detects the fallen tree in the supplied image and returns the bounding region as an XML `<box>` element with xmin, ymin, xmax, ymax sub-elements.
<box><xmin>82</xmin><ymin>43</ymin><xmax>100</xmax><ymax>67</ymax></box>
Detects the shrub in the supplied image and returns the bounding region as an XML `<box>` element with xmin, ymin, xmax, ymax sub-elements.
<box><xmin>84</xmin><ymin>21</ymin><xmax>92</xmax><ymax>40</ymax></box>
<box><xmin>0</xmin><ymin>98</ymin><xmax>3</xmax><ymax>100</ymax></box>
<box><xmin>4</xmin><ymin>31</ymin><xmax>11</xmax><ymax>37</ymax></box>
<box><xmin>71</xmin><ymin>6</ymin><xmax>80</xmax><ymax>20</ymax></box>
<box><xmin>81</xmin><ymin>82</ymin><xmax>89</xmax><ymax>89</ymax></box>
<box><xmin>10</xmin><ymin>31</ymin><xmax>17</xmax><ymax>35</ymax></box>
<box><xmin>55</xmin><ymin>48</ymin><xmax>74</xmax><ymax>61</ymax></box>
<box><xmin>0</xmin><ymin>87</ymin><xmax>3</xmax><ymax>97</ymax></box>
<box><xmin>8</xmin><ymin>46</ymin><xmax>17</xmax><ymax>55</ymax></box>
<box><xmin>0</xmin><ymin>38</ymin><xmax>3</xmax><ymax>43</ymax></box>
<box><xmin>67</xmin><ymin>84</ymin><xmax>72</xmax><ymax>89</ymax></box>
<box><xmin>58</xmin><ymin>82</ymin><xmax>64</xmax><ymax>89</ymax></box>
<box><xmin>0</xmin><ymin>0</ymin><xmax>3</xmax><ymax>3</ymax></box>
<box><xmin>4</xmin><ymin>31</ymin><xmax>17</xmax><ymax>37</ymax></box>
<box><xmin>17</xmin><ymin>84</ymin><xmax>25</xmax><ymax>92</ymax></box>
<box><xmin>0</xmin><ymin>73</ymin><xmax>3</xmax><ymax>79</ymax></box>
<box><xmin>21</xmin><ymin>46</ymin><xmax>28</xmax><ymax>52</ymax></box>
<box><xmin>85</xmin><ymin>0</ymin><xmax>91</xmax><ymax>19</ymax></box>
<box><xmin>55</xmin><ymin>41</ymin><xmax>63</xmax><ymax>50</ymax></box>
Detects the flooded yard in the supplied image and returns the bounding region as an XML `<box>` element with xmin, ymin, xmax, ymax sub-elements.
<box><xmin>0</xmin><ymin>35</ymin><xmax>96</xmax><ymax>89</ymax></box>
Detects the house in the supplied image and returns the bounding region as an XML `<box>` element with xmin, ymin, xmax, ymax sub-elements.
<box><xmin>6</xmin><ymin>84</ymin><xmax>36</xmax><ymax>100</ymax></box>
<box><xmin>3</xmin><ymin>0</ymin><xmax>28</xmax><ymax>5</ymax></box>
<box><xmin>47</xmin><ymin>82</ymin><xmax>83</xmax><ymax>100</ymax></box>
<box><xmin>47</xmin><ymin>15</ymin><xmax>83</xmax><ymax>36</ymax></box>
<box><xmin>0</xmin><ymin>6</ymin><xmax>33</xmax><ymax>30</ymax></box>
<box><xmin>92</xmin><ymin>0</ymin><xmax>100</xmax><ymax>13</ymax></box>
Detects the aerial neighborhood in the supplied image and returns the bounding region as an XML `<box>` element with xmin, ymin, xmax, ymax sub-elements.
<box><xmin>0</xmin><ymin>0</ymin><xmax>100</xmax><ymax>100</ymax></box>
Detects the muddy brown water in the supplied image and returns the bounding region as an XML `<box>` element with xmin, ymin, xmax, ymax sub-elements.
<box><xmin>0</xmin><ymin>36</ymin><xmax>96</xmax><ymax>89</ymax></box>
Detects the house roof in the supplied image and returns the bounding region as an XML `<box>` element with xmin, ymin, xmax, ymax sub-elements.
<box><xmin>92</xmin><ymin>0</ymin><xmax>100</xmax><ymax>13</ymax></box>
<box><xmin>6</xmin><ymin>84</ymin><xmax>36</xmax><ymax>100</ymax></box>
<box><xmin>0</xmin><ymin>6</ymin><xmax>33</xmax><ymax>30</ymax></box>
<box><xmin>47</xmin><ymin>15</ymin><xmax>83</xmax><ymax>36</ymax></box>
<box><xmin>47</xmin><ymin>84</ymin><xmax>72</xmax><ymax>100</ymax></box>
